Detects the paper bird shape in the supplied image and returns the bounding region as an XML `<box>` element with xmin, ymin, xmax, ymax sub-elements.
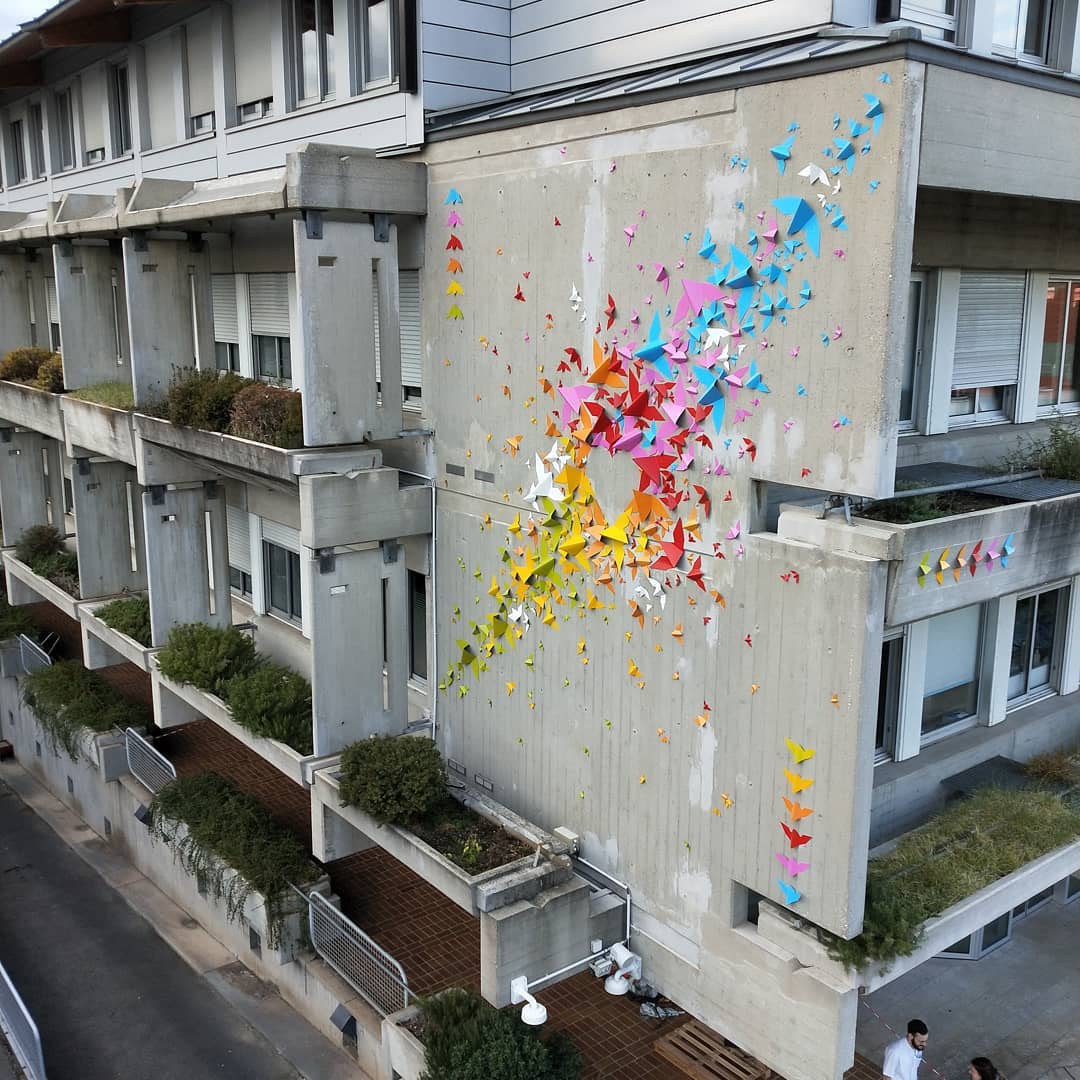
<box><xmin>785</xmin><ymin>738</ymin><xmax>815</xmax><ymax>764</ymax></box>
<box><xmin>781</xmin><ymin>822</ymin><xmax>812</xmax><ymax>848</ymax></box>
<box><xmin>784</xmin><ymin>768</ymin><xmax>814</xmax><ymax>794</ymax></box>
<box><xmin>773</xmin><ymin>197</ymin><xmax>821</xmax><ymax>257</ymax></box>
<box><xmin>776</xmin><ymin>852</ymin><xmax>811</xmax><ymax>876</ymax></box>
<box><xmin>782</xmin><ymin>797</ymin><xmax>813</xmax><ymax>822</ymax></box>
<box><xmin>770</xmin><ymin>135</ymin><xmax>795</xmax><ymax>175</ymax></box>
<box><xmin>798</xmin><ymin>162</ymin><xmax>829</xmax><ymax>186</ymax></box>
<box><xmin>777</xmin><ymin>880</ymin><xmax>802</xmax><ymax>905</ymax></box>
<box><xmin>444</xmin><ymin>188</ymin><xmax>463</xmax><ymax>204</ymax></box>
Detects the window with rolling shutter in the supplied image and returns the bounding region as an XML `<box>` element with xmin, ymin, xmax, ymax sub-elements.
<box><xmin>45</xmin><ymin>278</ymin><xmax>59</xmax><ymax>323</ymax></box>
<box><xmin>212</xmin><ymin>276</ymin><xmax>239</xmax><ymax>344</ymax></box>
<box><xmin>185</xmin><ymin>14</ymin><xmax>215</xmax><ymax>126</ymax></box>
<box><xmin>226</xmin><ymin>505</ymin><xmax>251</xmax><ymax>573</ymax></box>
<box><xmin>373</xmin><ymin>269</ymin><xmax>421</xmax><ymax>398</ymax></box>
<box><xmin>248</xmin><ymin>274</ymin><xmax>291</xmax><ymax>336</ymax></box>
<box><xmin>260</xmin><ymin>517</ymin><xmax>300</xmax><ymax>552</ymax></box>
<box><xmin>952</xmin><ymin>271</ymin><xmax>1026</xmax><ymax>389</ymax></box>
<box><xmin>80</xmin><ymin>67</ymin><xmax>107</xmax><ymax>161</ymax></box>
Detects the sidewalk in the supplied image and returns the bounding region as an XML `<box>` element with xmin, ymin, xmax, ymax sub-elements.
<box><xmin>0</xmin><ymin>758</ymin><xmax>364</xmax><ymax>1080</ymax></box>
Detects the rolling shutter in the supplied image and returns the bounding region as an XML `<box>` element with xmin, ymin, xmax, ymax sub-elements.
<box><xmin>45</xmin><ymin>278</ymin><xmax>59</xmax><ymax>323</ymax></box>
<box><xmin>260</xmin><ymin>517</ymin><xmax>300</xmax><ymax>553</ymax></box>
<box><xmin>400</xmin><ymin>270</ymin><xmax>421</xmax><ymax>391</ymax></box>
<box><xmin>211</xmin><ymin>275</ymin><xmax>239</xmax><ymax>344</ymax></box>
<box><xmin>81</xmin><ymin>66</ymin><xmax>107</xmax><ymax>154</ymax></box>
<box><xmin>185</xmin><ymin>14</ymin><xmax>215</xmax><ymax>119</ymax></box>
<box><xmin>233</xmin><ymin>0</ymin><xmax>273</xmax><ymax>106</ymax></box>
<box><xmin>248</xmin><ymin>274</ymin><xmax>290</xmax><ymax>337</ymax></box>
<box><xmin>226</xmin><ymin>505</ymin><xmax>251</xmax><ymax>573</ymax></box>
<box><xmin>952</xmin><ymin>271</ymin><xmax>1026</xmax><ymax>389</ymax></box>
<box><xmin>372</xmin><ymin>269</ymin><xmax>421</xmax><ymax>392</ymax></box>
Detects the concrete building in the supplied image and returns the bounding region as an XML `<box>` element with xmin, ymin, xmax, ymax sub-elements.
<box><xmin>0</xmin><ymin>2</ymin><xmax>1079</xmax><ymax>1078</ymax></box>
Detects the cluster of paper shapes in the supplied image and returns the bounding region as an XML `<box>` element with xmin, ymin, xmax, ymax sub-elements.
<box><xmin>777</xmin><ymin>739</ymin><xmax>816</xmax><ymax>906</ymax></box>
<box><xmin>917</xmin><ymin>535</ymin><xmax>1015</xmax><ymax>587</ymax></box>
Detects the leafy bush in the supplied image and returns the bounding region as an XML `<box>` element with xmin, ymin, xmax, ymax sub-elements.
<box><xmin>821</xmin><ymin>787</ymin><xmax>1080</xmax><ymax>971</ymax></box>
<box><xmin>156</xmin><ymin>622</ymin><xmax>260</xmax><ymax>696</ymax></box>
<box><xmin>338</xmin><ymin>735</ymin><xmax>446</xmax><ymax>826</ymax></box>
<box><xmin>22</xmin><ymin>659</ymin><xmax>149</xmax><ymax>760</ymax></box>
<box><xmin>163</xmin><ymin>368</ymin><xmax>248</xmax><ymax>432</ymax></box>
<box><xmin>34</xmin><ymin>550</ymin><xmax>80</xmax><ymax>597</ymax></box>
<box><xmin>0</xmin><ymin>594</ymin><xmax>35</xmax><ymax>640</ymax></box>
<box><xmin>66</xmin><ymin>380</ymin><xmax>135</xmax><ymax>409</ymax></box>
<box><xmin>15</xmin><ymin>524</ymin><xmax>65</xmax><ymax>565</ymax></box>
<box><xmin>95</xmin><ymin>594</ymin><xmax>152</xmax><ymax>647</ymax></box>
<box><xmin>151</xmin><ymin>772</ymin><xmax>319</xmax><ymax>948</ymax></box>
<box><xmin>227</xmin><ymin>664</ymin><xmax>313</xmax><ymax>754</ymax></box>
<box><xmin>1023</xmin><ymin>746</ymin><xmax>1080</xmax><ymax>788</ymax></box>
<box><xmin>1017</xmin><ymin>422</ymin><xmax>1080</xmax><ymax>482</ymax></box>
<box><xmin>0</xmin><ymin>346</ymin><xmax>57</xmax><ymax>385</ymax></box>
<box><xmin>33</xmin><ymin>353</ymin><xmax>65</xmax><ymax>392</ymax></box>
<box><xmin>228</xmin><ymin>383</ymin><xmax>304</xmax><ymax>448</ymax></box>
<box><xmin>419</xmin><ymin>989</ymin><xmax>582</xmax><ymax>1080</ymax></box>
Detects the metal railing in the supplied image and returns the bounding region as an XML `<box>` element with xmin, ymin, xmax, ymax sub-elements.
<box><xmin>305</xmin><ymin>890</ymin><xmax>411</xmax><ymax>1016</ymax></box>
<box><xmin>0</xmin><ymin>959</ymin><xmax>46</xmax><ymax>1080</ymax></box>
<box><xmin>124</xmin><ymin>728</ymin><xmax>177</xmax><ymax>794</ymax></box>
<box><xmin>17</xmin><ymin>634</ymin><xmax>52</xmax><ymax>675</ymax></box>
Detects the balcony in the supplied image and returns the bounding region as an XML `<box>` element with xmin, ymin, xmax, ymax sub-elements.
<box><xmin>3</xmin><ymin>550</ymin><xmax>83</xmax><ymax>621</ymax></box>
<box><xmin>79</xmin><ymin>598</ymin><xmax>154</xmax><ymax>673</ymax></box>
<box><xmin>0</xmin><ymin>380</ymin><xmax>63</xmax><ymax>440</ymax></box>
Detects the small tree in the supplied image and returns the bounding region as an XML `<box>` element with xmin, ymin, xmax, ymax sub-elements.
<box><xmin>15</xmin><ymin>524</ymin><xmax>66</xmax><ymax>565</ymax></box>
<box><xmin>338</xmin><ymin>735</ymin><xmax>446</xmax><ymax>826</ymax></box>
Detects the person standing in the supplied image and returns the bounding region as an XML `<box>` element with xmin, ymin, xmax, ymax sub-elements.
<box><xmin>969</xmin><ymin>1058</ymin><xmax>1002</xmax><ymax>1080</ymax></box>
<box><xmin>882</xmin><ymin>1018</ymin><xmax>928</xmax><ymax>1080</ymax></box>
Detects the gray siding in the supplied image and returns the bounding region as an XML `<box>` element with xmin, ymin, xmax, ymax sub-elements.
<box><xmin>423</xmin><ymin>0</ymin><xmax>511</xmax><ymax>112</ymax></box>
<box><xmin>508</xmin><ymin>0</ymin><xmax>834</xmax><ymax>92</ymax></box>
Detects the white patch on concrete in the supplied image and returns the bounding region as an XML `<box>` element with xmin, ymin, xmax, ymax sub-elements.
<box><xmin>673</xmin><ymin>867</ymin><xmax>712</xmax><ymax>922</ymax></box>
<box><xmin>582</xmin><ymin>830</ymin><xmax>620</xmax><ymax>872</ymax></box>
<box><xmin>688</xmin><ymin>721</ymin><xmax>716</xmax><ymax>811</ymax></box>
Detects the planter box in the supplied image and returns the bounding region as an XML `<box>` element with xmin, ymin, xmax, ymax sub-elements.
<box><xmin>61</xmin><ymin>396</ymin><xmax>136</xmax><ymax>465</ymax></box>
<box><xmin>312</xmin><ymin>769</ymin><xmax>573</xmax><ymax>915</ymax></box>
<box><xmin>151</xmin><ymin>660</ymin><xmax>319</xmax><ymax>787</ymax></box>
<box><xmin>382</xmin><ymin>1006</ymin><xmax>426</xmax><ymax>1080</ymax></box>
<box><xmin>0</xmin><ymin>381</ymin><xmax>64</xmax><ymax>441</ymax></box>
<box><xmin>79</xmin><ymin>601</ymin><xmax>155</xmax><ymax>672</ymax></box>
<box><xmin>3</xmin><ymin>551</ymin><xmax>84</xmax><ymax>619</ymax></box>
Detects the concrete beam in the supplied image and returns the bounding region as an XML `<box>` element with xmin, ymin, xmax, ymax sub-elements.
<box><xmin>299</xmin><ymin>470</ymin><xmax>431</xmax><ymax>549</ymax></box>
<box><xmin>0</xmin><ymin>254</ymin><xmax>33</xmax><ymax>352</ymax></box>
<box><xmin>286</xmin><ymin>145</ymin><xmax>427</xmax><ymax>216</ymax></box>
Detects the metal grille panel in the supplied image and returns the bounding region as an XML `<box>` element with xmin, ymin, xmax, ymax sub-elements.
<box><xmin>0</xmin><ymin>959</ymin><xmax>46</xmax><ymax>1080</ymax></box>
<box><xmin>18</xmin><ymin>635</ymin><xmax>51</xmax><ymax>675</ymax></box>
<box><xmin>307</xmin><ymin>891</ymin><xmax>411</xmax><ymax>1016</ymax></box>
<box><xmin>125</xmin><ymin>728</ymin><xmax>177</xmax><ymax>794</ymax></box>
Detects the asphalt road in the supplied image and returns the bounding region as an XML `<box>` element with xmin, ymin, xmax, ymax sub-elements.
<box><xmin>0</xmin><ymin>780</ymin><xmax>300</xmax><ymax>1080</ymax></box>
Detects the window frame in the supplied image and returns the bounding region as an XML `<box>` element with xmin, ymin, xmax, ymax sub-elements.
<box><xmin>408</xmin><ymin>568</ymin><xmax>427</xmax><ymax>682</ymax></box>
<box><xmin>262</xmin><ymin>539</ymin><xmax>303</xmax><ymax>625</ymax></box>
<box><xmin>8</xmin><ymin>119</ymin><xmax>27</xmax><ymax>185</ymax></box>
<box><xmin>291</xmin><ymin>0</ymin><xmax>336</xmax><ymax>106</ymax></box>
<box><xmin>27</xmin><ymin>103</ymin><xmax>46</xmax><ymax>179</ymax></box>
<box><xmin>899</xmin><ymin>0</ymin><xmax>960</xmax><ymax>41</ymax></box>
<box><xmin>111</xmin><ymin>63</ymin><xmax>133</xmax><ymax>157</ymax></box>
<box><xmin>899</xmin><ymin>273</ymin><xmax>928</xmax><ymax>432</ymax></box>
<box><xmin>354</xmin><ymin>0</ymin><xmax>397</xmax><ymax>91</ymax></box>
<box><xmin>53</xmin><ymin>86</ymin><xmax>77</xmax><ymax>173</ymax></box>
<box><xmin>920</xmin><ymin>603</ymin><xmax>987</xmax><ymax>746</ymax></box>
<box><xmin>1007</xmin><ymin>583</ymin><xmax>1069</xmax><ymax>708</ymax></box>
<box><xmin>1038</xmin><ymin>278</ymin><xmax>1080</xmax><ymax>413</ymax></box>
<box><xmin>253</xmin><ymin>333</ymin><xmax>292</xmax><ymax>384</ymax></box>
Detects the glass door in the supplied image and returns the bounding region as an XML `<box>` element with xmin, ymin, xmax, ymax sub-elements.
<box><xmin>1009</xmin><ymin>587</ymin><xmax>1066</xmax><ymax>703</ymax></box>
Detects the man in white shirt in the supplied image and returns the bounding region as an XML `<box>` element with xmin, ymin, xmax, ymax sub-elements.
<box><xmin>882</xmin><ymin>1018</ymin><xmax>928</xmax><ymax>1080</ymax></box>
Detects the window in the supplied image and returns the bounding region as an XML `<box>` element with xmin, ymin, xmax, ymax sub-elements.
<box><xmin>900</xmin><ymin>0</ymin><xmax>958</xmax><ymax>41</ymax></box>
<box><xmin>26</xmin><ymin>273</ymin><xmax>37</xmax><ymax>346</ymax></box>
<box><xmin>949</xmin><ymin>271</ymin><xmax>1025</xmax><ymax>425</ymax></box>
<box><xmin>993</xmin><ymin>0</ymin><xmax>1053</xmax><ymax>58</ymax></box>
<box><xmin>227</xmin><ymin>505</ymin><xmax>252</xmax><ymax>596</ymax></box>
<box><xmin>229</xmin><ymin>566</ymin><xmax>253</xmax><ymax>597</ymax></box>
<box><xmin>876</xmin><ymin>635</ymin><xmax>904</xmax><ymax>762</ymax></box>
<box><xmin>900</xmin><ymin>275</ymin><xmax>926</xmax><ymax>429</ymax></box>
<box><xmin>45</xmin><ymin>277</ymin><xmax>61</xmax><ymax>352</ymax></box>
<box><xmin>28</xmin><ymin>104</ymin><xmax>45</xmax><ymax>179</ymax></box>
<box><xmin>185</xmin><ymin>13</ymin><xmax>215</xmax><ymax>138</ymax></box>
<box><xmin>1040</xmin><ymin>280</ymin><xmax>1080</xmax><ymax>409</ymax></box>
<box><xmin>237</xmin><ymin>98</ymin><xmax>273</xmax><ymax>124</ymax></box>
<box><xmin>1066</xmin><ymin>874</ymin><xmax>1080</xmax><ymax>903</ymax></box>
<box><xmin>922</xmin><ymin>605</ymin><xmax>983</xmax><ymax>739</ymax></box>
<box><xmin>8</xmin><ymin>120</ymin><xmax>26</xmax><ymax>184</ymax></box>
<box><xmin>189</xmin><ymin>111</ymin><xmax>215</xmax><ymax>136</ymax></box>
<box><xmin>54</xmin><ymin>89</ymin><xmax>76</xmax><ymax>172</ymax></box>
<box><xmin>294</xmin><ymin>0</ymin><xmax>335</xmax><ymax>103</ymax></box>
<box><xmin>1013</xmin><ymin>885</ymin><xmax>1054</xmax><ymax>920</ymax></box>
<box><xmin>263</xmin><ymin>541</ymin><xmax>302</xmax><ymax>622</ymax></box>
<box><xmin>1009</xmin><ymin>586</ymin><xmax>1066</xmax><ymax>702</ymax></box>
<box><xmin>112</xmin><ymin>65</ymin><xmax>132</xmax><ymax>155</ymax></box>
<box><xmin>86</xmin><ymin>148</ymin><xmax>106</xmax><ymax>164</ymax></box>
<box><xmin>80</xmin><ymin>67</ymin><xmax>107</xmax><ymax>166</ymax></box>
<box><xmin>373</xmin><ymin>268</ymin><xmax>423</xmax><ymax>402</ymax></box>
<box><xmin>255</xmin><ymin>335</ymin><xmax>291</xmax><ymax>382</ymax></box>
<box><xmin>409</xmin><ymin>570</ymin><xmax>427</xmax><ymax>680</ymax></box>
<box><xmin>216</xmin><ymin>342</ymin><xmax>240</xmax><ymax>372</ymax></box>
<box><xmin>358</xmin><ymin>0</ymin><xmax>394</xmax><ymax>87</ymax></box>
<box><xmin>110</xmin><ymin>269</ymin><xmax>125</xmax><ymax>361</ymax></box>
<box><xmin>940</xmin><ymin>910</ymin><xmax>1012</xmax><ymax>960</ymax></box>
<box><xmin>248</xmin><ymin>273</ymin><xmax>292</xmax><ymax>384</ymax></box>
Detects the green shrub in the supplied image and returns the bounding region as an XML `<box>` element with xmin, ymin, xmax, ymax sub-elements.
<box><xmin>1018</xmin><ymin>422</ymin><xmax>1080</xmax><ymax>482</ymax></box>
<box><xmin>227</xmin><ymin>664</ymin><xmax>313</xmax><ymax>754</ymax></box>
<box><xmin>156</xmin><ymin>622</ymin><xmax>260</xmax><ymax>695</ymax></box>
<box><xmin>151</xmin><ymin>772</ymin><xmax>319</xmax><ymax>948</ymax></box>
<box><xmin>419</xmin><ymin>989</ymin><xmax>582</xmax><ymax>1080</ymax></box>
<box><xmin>34</xmin><ymin>352</ymin><xmax>65</xmax><ymax>392</ymax></box>
<box><xmin>22</xmin><ymin>659</ymin><xmax>149</xmax><ymax>760</ymax></box>
<box><xmin>66</xmin><ymin>380</ymin><xmax>135</xmax><ymax>409</ymax></box>
<box><xmin>164</xmin><ymin>368</ymin><xmax>248</xmax><ymax>432</ymax></box>
<box><xmin>0</xmin><ymin>346</ymin><xmax>57</xmax><ymax>385</ymax></box>
<box><xmin>0</xmin><ymin>595</ymin><xmax>35</xmax><ymax>640</ymax></box>
<box><xmin>15</xmin><ymin>524</ymin><xmax>65</xmax><ymax>565</ymax></box>
<box><xmin>95</xmin><ymin>594</ymin><xmax>152</xmax><ymax>647</ymax></box>
<box><xmin>229</xmin><ymin>383</ymin><xmax>304</xmax><ymax>448</ymax></box>
<box><xmin>338</xmin><ymin>735</ymin><xmax>446</xmax><ymax>826</ymax></box>
<box><xmin>33</xmin><ymin>550</ymin><xmax>80</xmax><ymax>597</ymax></box>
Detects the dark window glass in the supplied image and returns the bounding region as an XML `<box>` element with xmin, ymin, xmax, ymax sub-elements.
<box><xmin>114</xmin><ymin>66</ymin><xmax>132</xmax><ymax>154</ymax></box>
<box><xmin>409</xmin><ymin>570</ymin><xmax>427</xmax><ymax>679</ymax></box>
<box><xmin>264</xmin><ymin>541</ymin><xmax>301</xmax><ymax>621</ymax></box>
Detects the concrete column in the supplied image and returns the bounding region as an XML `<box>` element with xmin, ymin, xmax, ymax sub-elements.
<box><xmin>43</xmin><ymin>439</ymin><xmax>66</xmax><ymax>533</ymax></box>
<box><xmin>310</xmin><ymin>798</ymin><xmax>375</xmax><ymax>863</ymax></box>
<box><xmin>52</xmin><ymin>241</ymin><xmax>128</xmax><ymax>389</ymax></box>
<box><xmin>308</xmin><ymin>543</ymin><xmax>408</xmax><ymax>754</ymax></box>
<box><xmin>122</xmin><ymin>235</ymin><xmax>214</xmax><ymax>406</ymax></box>
<box><xmin>72</xmin><ymin>460</ymin><xmax>146</xmax><ymax>599</ymax></box>
<box><xmin>1015</xmin><ymin>272</ymin><xmax>1049</xmax><ymax>424</ymax></box>
<box><xmin>293</xmin><ymin>219</ymin><xmax>402</xmax><ymax>445</ymax></box>
<box><xmin>142</xmin><ymin>482</ymin><xmax>230</xmax><ymax>646</ymax></box>
<box><xmin>983</xmin><ymin>595</ymin><xmax>1016</xmax><ymax>726</ymax></box>
<box><xmin>0</xmin><ymin>429</ymin><xmax>50</xmax><ymax>543</ymax></box>
<box><xmin>1058</xmin><ymin>574</ymin><xmax>1080</xmax><ymax>696</ymax></box>
<box><xmin>0</xmin><ymin>253</ymin><xmax>33</xmax><ymax>353</ymax></box>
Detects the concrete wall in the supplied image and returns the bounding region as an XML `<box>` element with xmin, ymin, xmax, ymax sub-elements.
<box><xmin>0</xmin><ymin>253</ymin><xmax>34</xmax><ymax>352</ymax></box>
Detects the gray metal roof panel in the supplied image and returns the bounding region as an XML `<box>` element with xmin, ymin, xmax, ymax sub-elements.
<box><xmin>972</xmin><ymin>477</ymin><xmax>1080</xmax><ymax>501</ymax></box>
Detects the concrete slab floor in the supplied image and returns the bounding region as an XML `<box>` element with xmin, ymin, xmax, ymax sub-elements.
<box><xmin>856</xmin><ymin>895</ymin><xmax>1080</xmax><ymax>1080</ymax></box>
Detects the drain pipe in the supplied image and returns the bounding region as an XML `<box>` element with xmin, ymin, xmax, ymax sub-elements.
<box><xmin>399</xmin><ymin>469</ymin><xmax>437</xmax><ymax>744</ymax></box>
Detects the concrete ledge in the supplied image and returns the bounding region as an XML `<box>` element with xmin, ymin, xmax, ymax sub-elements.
<box><xmin>80</xmin><ymin>601</ymin><xmax>155</xmax><ymax>672</ymax></box>
<box><xmin>312</xmin><ymin>769</ymin><xmax>570</xmax><ymax>915</ymax></box>
<box><xmin>151</xmin><ymin>662</ymin><xmax>318</xmax><ymax>787</ymax></box>
<box><xmin>0</xmin><ymin>381</ymin><xmax>65</xmax><ymax>441</ymax></box>
<box><xmin>381</xmin><ymin>1005</ymin><xmax>426</xmax><ymax>1080</ymax></box>
<box><xmin>860</xmin><ymin>835</ymin><xmax>1080</xmax><ymax>992</ymax></box>
<box><xmin>62</xmin><ymin>396</ymin><xmax>136</xmax><ymax>465</ymax></box>
<box><xmin>3</xmin><ymin>551</ymin><xmax>84</xmax><ymax>619</ymax></box>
